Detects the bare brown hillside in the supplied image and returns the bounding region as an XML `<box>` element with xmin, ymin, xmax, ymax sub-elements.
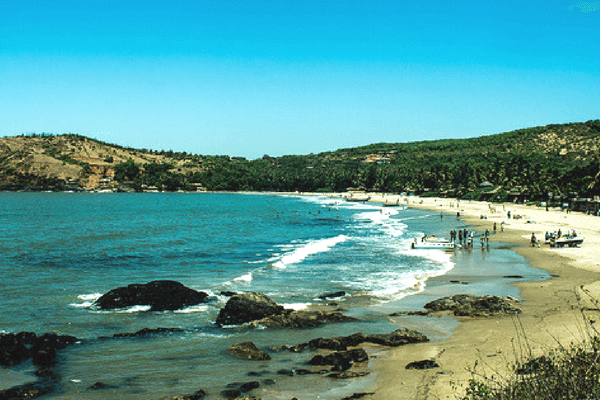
<box><xmin>0</xmin><ymin>134</ymin><xmax>184</xmax><ymax>191</ymax></box>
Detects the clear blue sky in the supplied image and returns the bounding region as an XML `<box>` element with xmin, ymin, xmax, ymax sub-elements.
<box><xmin>1</xmin><ymin>0</ymin><xmax>599</xmax><ymax>159</ymax></box>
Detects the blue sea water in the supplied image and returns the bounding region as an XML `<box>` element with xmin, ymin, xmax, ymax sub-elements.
<box><xmin>0</xmin><ymin>193</ymin><xmax>546</xmax><ymax>399</ymax></box>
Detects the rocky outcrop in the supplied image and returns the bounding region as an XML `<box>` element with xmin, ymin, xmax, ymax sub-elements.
<box><xmin>216</xmin><ymin>292</ymin><xmax>356</xmax><ymax>328</ymax></box>
<box><xmin>424</xmin><ymin>294</ymin><xmax>521</xmax><ymax>317</ymax></box>
<box><xmin>306</xmin><ymin>328</ymin><xmax>429</xmax><ymax>351</ymax></box>
<box><xmin>318</xmin><ymin>291</ymin><xmax>346</xmax><ymax>299</ymax></box>
<box><xmin>250</xmin><ymin>310</ymin><xmax>356</xmax><ymax>329</ymax></box>
<box><xmin>229</xmin><ymin>342</ymin><xmax>271</xmax><ymax>361</ymax></box>
<box><xmin>215</xmin><ymin>292</ymin><xmax>286</xmax><ymax>326</ymax></box>
<box><xmin>94</xmin><ymin>280</ymin><xmax>209</xmax><ymax>311</ymax></box>
<box><xmin>405</xmin><ymin>359</ymin><xmax>440</xmax><ymax>370</ymax></box>
<box><xmin>0</xmin><ymin>332</ymin><xmax>78</xmax><ymax>367</ymax></box>
<box><xmin>0</xmin><ymin>382</ymin><xmax>53</xmax><ymax>400</ymax></box>
<box><xmin>308</xmin><ymin>348</ymin><xmax>368</xmax><ymax>371</ymax></box>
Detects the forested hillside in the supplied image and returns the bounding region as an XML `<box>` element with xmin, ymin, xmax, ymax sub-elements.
<box><xmin>1</xmin><ymin>120</ymin><xmax>599</xmax><ymax>203</ymax></box>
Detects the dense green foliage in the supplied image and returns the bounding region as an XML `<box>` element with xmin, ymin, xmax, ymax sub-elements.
<box><xmin>3</xmin><ymin>121</ymin><xmax>600</xmax><ymax>199</ymax></box>
<box><xmin>112</xmin><ymin>120</ymin><xmax>600</xmax><ymax>201</ymax></box>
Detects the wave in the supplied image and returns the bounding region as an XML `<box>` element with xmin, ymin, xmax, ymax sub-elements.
<box><xmin>115</xmin><ymin>305</ymin><xmax>152</xmax><ymax>313</ymax></box>
<box><xmin>69</xmin><ymin>293</ymin><xmax>103</xmax><ymax>308</ymax></box>
<box><xmin>270</xmin><ymin>234</ymin><xmax>349</xmax><ymax>269</ymax></box>
<box><xmin>233</xmin><ymin>272</ymin><xmax>253</xmax><ymax>282</ymax></box>
<box><xmin>174</xmin><ymin>304</ymin><xmax>209</xmax><ymax>314</ymax></box>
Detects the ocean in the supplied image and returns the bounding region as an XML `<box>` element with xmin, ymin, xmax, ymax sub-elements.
<box><xmin>0</xmin><ymin>193</ymin><xmax>548</xmax><ymax>399</ymax></box>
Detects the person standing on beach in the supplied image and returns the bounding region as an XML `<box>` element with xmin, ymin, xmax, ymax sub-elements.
<box><xmin>531</xmin><ymin>233</ymin><xmax>538</xmax><ymax>247</ymax></box>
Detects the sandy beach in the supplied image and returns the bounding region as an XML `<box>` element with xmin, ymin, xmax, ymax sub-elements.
<box><xmin>358</xmin><ymin>195</ymin><xmax>600</xmax><ymax>399</ymax></box>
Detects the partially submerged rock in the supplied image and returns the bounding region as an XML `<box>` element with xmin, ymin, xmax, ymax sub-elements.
<box><xmin>113</xmin><ymin>327</ymin><xmax>185</xmax><ymax>338</ymax></box>
<box><xmin>0</xmin><ymin>382</ymin><xmax>53</xmax><ymax>400</ymax></box>
<box><xmin>216</xmin><ymin>292</ymin><xmax>286</xmax><ymax>327</ymax></box>
<box><xmin>318</xmin><ymin>291</ymin><xmax>346</xmax><ymax>299</ymax></box>
<box><xmin>307</xmin><ymin>328</ymin><xmax>429</xmax><ymax>351</ymax></box>
<box><xmin>308</xmin><ymin>348</ymin><xmax>368</xmax><ymax>371</ymax></box>
<box><xmin>0</xmin><ymin>332</ymin><xmax>78</xmax><ymax>367</ymax></box>
<box><xmin>161</xmin><ymin>389</ymin><xmax>207</xmax><ymax>400</ymax></box>
<box><xmin>251</xmin><ymin>310</ymin><xmax>356</xmax><ymax>329</ymax></box>
<box><xmin>94</xmin><ymin>280</ymin><xmax>209</xmax><ymax>311</ymax></box>
<box><xmin>216</xmin><ymin>292</ymin><xmax>355</xmax><ymax>328</ymax></box>
<box><xmin>229</xmin><ymin>342</ymin><xmax>271</xmax><ymax>361</ymax></box>
<box><xmin>424</xmin><ymin>294</ymin><xmax>521</xmax><ymax>317</ymax></box>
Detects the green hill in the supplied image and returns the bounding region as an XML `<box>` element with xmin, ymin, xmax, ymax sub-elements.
<box><xmin>1</xmin><ymin>120</ymin><xmax>599</xmax><ymax>203</ymax></box>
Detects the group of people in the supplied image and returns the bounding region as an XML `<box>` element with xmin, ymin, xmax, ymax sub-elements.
<box><xmin>531</xmin><ymin>229</ymin><xmax>579</xmax><ymax>247</ymax></box>
<box><xmin>449</xmin><ymin>228</ymin><xmax>490</xmax><ymax>248</ymax></box>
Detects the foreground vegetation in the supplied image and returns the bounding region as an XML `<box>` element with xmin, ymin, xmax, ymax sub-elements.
<box><xmin>1</xmin><ymin>120</ymin><xmax>599</xmax><ymax>202</ymax></box>
<box><xmin>463</xmin><ymin>337</ymin><xmax>600</xmax><ymax>399</ymax></box>
<box><xmin>463</xmin><ymin>290</ymin><xmax>600</xmax><ymax>400</ymax></box>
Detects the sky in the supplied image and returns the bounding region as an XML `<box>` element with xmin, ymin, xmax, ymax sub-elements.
<box><xmin>1</xmin><ymin>0</ymin><xmax>599</xmax><ymax>159</ymax></box>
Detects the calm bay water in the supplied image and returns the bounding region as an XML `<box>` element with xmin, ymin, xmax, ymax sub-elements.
<box><xmin>0</xmin><ymin>193</ymin><xmax>545</xmax><ymax>399</ymax></box>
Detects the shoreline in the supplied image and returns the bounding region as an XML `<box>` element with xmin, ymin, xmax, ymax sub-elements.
<box><xmin>354</xmin><ymin>195</ymin><xmax>600</xmax><ymax>399</ymax></box>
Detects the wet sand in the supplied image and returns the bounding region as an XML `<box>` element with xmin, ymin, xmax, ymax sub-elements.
<box><xmin>362</xmin><ymin>196</ymin><xmax>600</xmax><ymax>399</ymax></box>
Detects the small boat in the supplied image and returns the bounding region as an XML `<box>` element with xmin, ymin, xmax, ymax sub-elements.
<box><xmin>549</xmin><ymin>237</ymin><xmax>584</xmax><ymax>248</ymax></box>
<box><xmin>346</xmin><ymin>195</ymin><xmax>370</xmax><ymax>202</ymax></box>
<box><xmin>545</xmin><ymin>230</ymin><xmax>584</xmax><ymax>248</ymax></box>
<box><xmin>411</xmin><ymin>237</ymin><xmax>460</xmax><ymax>250</ymax></box>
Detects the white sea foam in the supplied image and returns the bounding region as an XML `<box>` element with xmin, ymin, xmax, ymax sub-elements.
<box><xmin>174</xmin><ymin>304</ymin><xmax>209</xmax><ymax>314</ymax></box>
<box><xmin>115</xmin><ymin>305</ymin><xmax>151</xmax><ymax>313</ymax></box>
<box><xmin>271</xmin><ymin>234</ymin><xmax>348</xmax><ymax>269</ymax></box>
<box><xmin>233</xmin><ymin>272</ymin><xmax>253</xmax><ymax>282</ymax></box>
<box><xmin>69</xmin><ymin>301</ymin><xmax>95</xmax><ymax>308</ymax></box>
<box><xmin>78</xmin><ymin>293</ymin><xmax>103</xmax><ymax>301</ymax></box>
<box><xmin>70</xmin><ymin>293</ymin><xmax>103</xmax><ymax>308</ymax></box>
<box><xmin>282</xmin><ymin>302</ymin><xmax>311</xmax><ymax>311</ymax></box>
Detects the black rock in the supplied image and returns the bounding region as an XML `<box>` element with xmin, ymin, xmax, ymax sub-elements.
<box><xmin>220</xmin><ymin>389</ymin><xmax>241</xmax><ymax>399</ymax></box>
<box><xmin>239</xmin><ymin>381</ymin><xmax>260</xmax><ymax>392</ymax></box>
<box><xmin>405</xmin><ymin>360</ymin><xmax>440</xmax><ymax>370</ymax></box>
<box><xmin>88</xmin><ymin>381</ymin><xmax>118</xmax><ymax>390</ymax></box>
<box><xmin>0</xmin><ymin>333</ymin><xmax>31</xmax><ymax>366</ymax></box>
<box><xmin>161</xmin><ymin>389</ymin><xmax>207</xmax><ymax>400</ymax></box>
<box><xmin>216</xmin><ymin>292</ymin><xmax>286</xmax><ymax>326</ymax></box>
<box><xmin>277</xmin><ymin>369</ymin><xmax>295</xmax><ymax>376</ymax></box>
<box><xmin>328</xmin><ymin>371</ymin><xmax>370</xmax><ymax>379</ymax></box>
<box><xmin>424</xmin><ymin>294</ymin><xmax>521</xmax><ymax>317</ymax></box>
<box><xmin>251</xmin><ymin>310</ymin><xmax>356</xmax><ymax>329</ymax></box>
<box><xmin>308</xmin><ymin>348</ymin><xmax>368</xmax><ymax>371</ymax></box>
<box><xmin>318</xmin><ymin>291</ymin><xmax>346</xmax><ymax>299</ymax></box>
<box><xmin>94</xmin><ymin>280</ymin><xmax>209</xmax><ymax>311</ymax></box>
<box><xmin>389</xmin><ymin>311</ymin><xmax>430</xmax><ymax>316</ymax></box>
<box><xmin>229</xmin><ymin>342</ymin><xmax>271</xmax><ymax>361</ymax></box>
<box><xmin>341</xmin><ymin>393</ymin><xmax>375</xmax><ymax>400</ymax></box>
<box><xmin>307</xmin><ymin>328</ymin><xmax>428</xmax><ymax>351</ymax></box>
<box><xmin>113</xmin><ymin>327</ymin><xmax>185</xmax><ymax>338</ymax></box>
<box><xmin>1</xmin><ymin>332</ymin><xmax>78</xmax><ymax>367</ymax></box>
<box><xmin>0</xmin><ymin>382</ymin><xmax>53</xmax><ymax>400</ymax></box>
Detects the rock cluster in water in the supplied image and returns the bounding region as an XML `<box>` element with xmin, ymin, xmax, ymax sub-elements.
<box><xmin>0</xmin><ymin>332</ymin><xmax>78</xmax><ymax>367</ymax></box>
<box><xmin>1</xmin><ymin>332</ymin><xmax>80</xmax><ymax>400</ymax></box>
<box><xmin>94</xmin><ymin>280</ymin><xmax>209</xmax><ymax>311</ymax></box>
<box><xmin>215</xmin><ymin>292</ymin><xmax>355</xmax><ymax>328</ymax></box>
